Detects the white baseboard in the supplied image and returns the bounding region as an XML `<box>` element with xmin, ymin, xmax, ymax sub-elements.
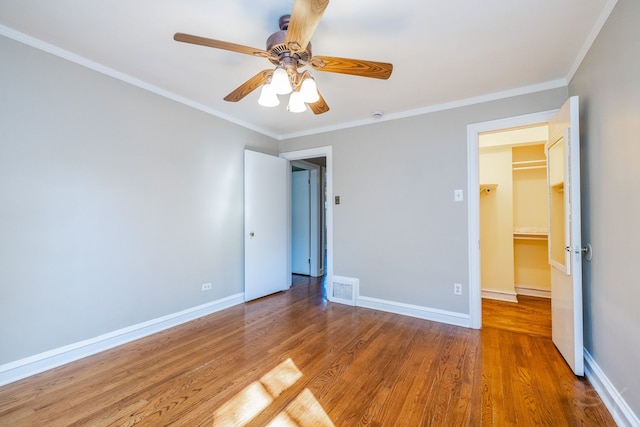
<box><xmin>515</xmin><ymin>285</ymin><xmax>551</xmax><ymax>299</ymax></box>
<box><xmin>356</xmin><ymin>295</ymin><xmax>470</xmax><ymax>328</ymax></box>
<box><xmin>481</xmin><ymin>289</ymin><xmax>518</xmax><ymax>302</ymax></box>
<box><xmin>0</xmin><ymin>293</ymin><xmax>244</xmax><ymax>387</ymax></box>
<box><xmin>584</xmin><ymin>350</ymin><xmax>640</xmax><ymax>427</ymax></box>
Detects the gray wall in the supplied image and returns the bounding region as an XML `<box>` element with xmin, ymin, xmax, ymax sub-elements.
<box><xmin>280</xmin><ymin>88</ymin><xmax>568</xmax><ymax>314</ymax></box>
<box><xmin>569</xmin><ymin>0</ymin><xmax>640</xmax><ymax>416</ymax></box>
<box><xmin>0</xmin><ymin>35</ymin><xmax>278</xmax><ymax>364</ymax></box>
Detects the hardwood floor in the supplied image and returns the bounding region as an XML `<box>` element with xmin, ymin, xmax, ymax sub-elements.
<box><xmin>482</xmin><ymin>295</ymin><xmax>552</xmax><ymax>337</ymax></box>
<box><xmin>0</xmin><ymin>276</ymin><xmax>614</xmax><ymax>426</ymax></box>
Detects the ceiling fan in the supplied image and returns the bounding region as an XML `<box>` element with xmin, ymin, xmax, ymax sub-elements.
<box><xmin>173</xmin><ymin>0</ymin><xmax>393</xmax><ymax>114</ymax></box>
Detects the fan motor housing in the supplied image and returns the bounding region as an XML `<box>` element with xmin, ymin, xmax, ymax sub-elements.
<box><xmin>266</xmin><ymin>15</ymin><xmax>312</xmax><ymax>66</ymax></box>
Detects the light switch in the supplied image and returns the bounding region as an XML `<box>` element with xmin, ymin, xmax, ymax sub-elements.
<box><xmin>454</xmin><ymin>189</ymin><xmax>464</xmax><ymax>202</ymax></box>
<box><xmin>335</xmin><ymin>196</ymin><xmax>340</xmax><ymax>205</ymax></box>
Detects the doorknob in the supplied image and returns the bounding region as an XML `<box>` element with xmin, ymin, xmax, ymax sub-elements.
<box><xmin>249</xmin><ymin>232</ymin><xmax>255</xmax><ymax>237</ymax></box>
<box><xmin>565</xmin><ymin>244</ymin><xmax>593</xmax><ymax>261</ymax></box>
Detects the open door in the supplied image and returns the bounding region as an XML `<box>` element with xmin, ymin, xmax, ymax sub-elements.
<box><xmin>244</xmin><ymin>150</ymin><xmax>288</xmax><ymax>301</ymax></box>
<box><xmin>547</xmin><ymin>97</ymin><xmax>584</xmax><ymax>376</ymax></box>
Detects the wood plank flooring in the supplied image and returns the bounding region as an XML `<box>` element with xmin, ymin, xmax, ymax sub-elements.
<box><xmin>483</xmin><ymin>295</ymin><xmax>552</xmax><ymax>337</ymax></box>
<box><xmin>0</xmin><ymin>276</ymin><xmax>614</xmax><ymax>426</ymax></box>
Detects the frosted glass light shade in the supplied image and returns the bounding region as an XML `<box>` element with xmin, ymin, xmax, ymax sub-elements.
<box><xmin>257</xmin><ymin>84</ymin><xmax>279</xmax><ymax>107</ymax></box>
<box><xmin>287</xmin><ymin>91</ymin><xmax>307</xmax><ymax>113</ymax></box>
<box><xmin>271</xmin><ymin>67</ymin><xmax>292</xmax><ymax>95</ymax></box>
<box><xmin>299</xmin><ymin>77</ymin><xmax>320</xmax><ymax>103</ymax></box>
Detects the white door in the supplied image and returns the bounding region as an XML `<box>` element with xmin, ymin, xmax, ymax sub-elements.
<box><xmin>547</xmin><ymin>96</ymin><xmax>584</xmax><ymax>376</ymax></box>
<box><xmin>244</xmin><ymin>150</ymin><xmax>288</xmax><ymax>301</ymax></box>
<box><xmin>292</xmin><ymin>169</ymin><xmax>311</xmax><ymax>275</ymax></box>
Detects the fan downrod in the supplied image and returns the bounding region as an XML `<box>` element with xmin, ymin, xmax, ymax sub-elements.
<box><xmin>279</xmin><ymin>15</ymin><xmax>291</xmax><ymax>31</ymax></box>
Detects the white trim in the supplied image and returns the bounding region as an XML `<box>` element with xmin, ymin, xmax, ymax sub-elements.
<box><xmin>481</xmin><ymin>289</ymin><xmax>519</xmax><ymax>303</ymax></box>
<box><xmin>566</xmin><ymin>0</ymin><xmax>619</xmax><ymax>83</ymax></box>
<box><xmin>280</xmin><ymin>147</ymin><xmax>334</xmax><ymax>290</ymax></box>
<box><xmin>1</xmin><ymin>23</ymin><xmax>569</xmax><ymax>142</ymax></box>
<box><xmin>280</xmin><ymin>80</ymin><xmax>567</xmax><ymax>140</ymax></box>
<box><xmin>0</xmin><ymin>293</ymin><xmax>244</xmax><ymax>387</ymax></box>
<box><xmin>515</xmin><ymin>285</ymin><xmax>551</xmax><ymax>299</ymax></box>
<box><xmin>0</xmin><ymin>24</ymin><xmax>279</xmax><ymax>140</ymax></box>
<box><xmin>584</xmin><ymin>350</ymin><xmax>640</xmax><ymax>427</ymax></box>
<box><xmin>356</xmin><ymin>296</ymin><xmax>470</xmax><ymax>328</ymax></box>
<box><xmin>467</xmin><ymin>125</ymin><xmax>482</xmax><ymax>329</ymax></box>
<box><xmin>467</xmin><ymin>110</ymin><xmax>557</xmax><ymax>329</ymax></box>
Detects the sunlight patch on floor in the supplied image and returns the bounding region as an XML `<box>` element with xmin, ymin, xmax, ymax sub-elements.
<box><xmin>212</xmin><ymin>358</ymin><xmax>333</xmax><ymax>426</ymax></box>
<box><xmin>260</xmin><ymin>358</ymin><xmax>303</xmax><ymax>397</ymax></box>
<box><xmin>266</xmin><ymin>388</ymin><xmax>335</xmax><ymax>426</ymax></box>
<box><xmin>213</xmin><ymin>381</ymin><xmax>273</xmax><ymax>426</ymax></box>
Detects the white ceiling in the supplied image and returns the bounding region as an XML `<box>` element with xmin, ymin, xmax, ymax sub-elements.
<box><xmin>0</xmin><ymin>0</ymin><xmax>616</xmax><ymax>139</ymax></box>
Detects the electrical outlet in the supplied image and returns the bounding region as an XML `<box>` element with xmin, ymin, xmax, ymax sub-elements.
<box><xmin>454</xmin><ymin>189</ymin><xmax>464</xmax><ymax>202</ymax></box>
<box><xmin>201</xmin><ymin>283</ymin><xmax>212</xmax><ymax>291</ymax></box>
<box><xmin>454</xmin><ymin>283</ymin><xmax>462</xmax><ymax>295</ymax></box>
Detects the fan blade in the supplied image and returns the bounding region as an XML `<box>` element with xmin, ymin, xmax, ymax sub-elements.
<box><xmin>285</xmin><ymin>0</ymin><xmax>329</xmax><ymax>53</ymax></box>
<box><xmin>308</xmin><ymin>91</ymin><xmax>330</xmax><ymax>115</ymax></box>
<box><xmin>310</xmin><ymin>56</ymin><xmax>393</xmax><ymax>80</ymax></box>
<box><xmin>224</xmin><ymin>70</ymin><xmax>273</xmax><ymax>102</ymax></box>
<box><xmin>174</xmin><ymin>33</ymin><xmax>273</xmax><ymax>60</ymax></box>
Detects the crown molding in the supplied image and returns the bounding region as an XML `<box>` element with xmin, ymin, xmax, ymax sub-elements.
<box><xmin>566</xmin><ymin>0</ymin><xmax>618</xmax><ymax>83</ymax></box>
<box><xmin>278</xmin><ymin>79</ymin><xmax>568</xmax><ymax>140</ymax></box>
<box><xmin>2</xmin><ymin>24</ymin><xmax>573</xmax><ymax>141</ymax></box>
<box><xmin>0</xmin><ymin>24</ymin><xmax>280</xmax><ymax>140</ymax></box>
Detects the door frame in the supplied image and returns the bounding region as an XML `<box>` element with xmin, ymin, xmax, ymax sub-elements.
<box><xmin>467</xmin><ymin>110</ymin><xmax>556</xmax><ymax>328</ymax></box>
<box><xmin>280</xmin><ymin>146</ymin><xmax>333</xmax><ymax>290</ymax></box>
<box><xmin>291</xmin><ymin>159</ymin><xmax>323</xmax><ymax>277</ymax></box>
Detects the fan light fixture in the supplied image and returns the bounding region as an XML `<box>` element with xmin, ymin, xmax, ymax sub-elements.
<box><xmin>299</xmin><ymin>76</ymin><xmax>319</xmax><ymax>103</ymax></box>
<box><xmin>271</xmin><ymin>67</ymin><xmax>292</xmax><ymax>95</ymax></box>
<box><xmin>258</xmin><ymin>68</ymin><xmax>319</xmax><ymax>113</ymax></box>
<box><xmin>258</xmin><ymin>83</ymin><xmax>279</xmax><ymax>107</ymax></box>
<box><xmin>287</xmin><ymin>91</ymin><xmax>307</xmax><ymax>113</ymax></box>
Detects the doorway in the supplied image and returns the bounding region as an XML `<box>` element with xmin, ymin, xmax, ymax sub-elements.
<box><xmin>291</xmin><ymin>158</ymin><xmax>325</xmax><ymax>277</ymax></box>
<box><xmin>280</xmin><ymin>147</ymin><xmax>334</xmax><ymax>298</ymax></box>
<box><xmin>478</xmin><ymin>125</ymin><xmax>552</xmax><ymax>334</ymax></box>
<box><xmin>467</xmin><ymin>110</ymin><xmax>556</xmax><ymax>328</ymax></box>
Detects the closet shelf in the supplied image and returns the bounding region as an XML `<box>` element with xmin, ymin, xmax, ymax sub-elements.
<box><xmin>512</xmin><ymin>159</ymin><xmax>547</xmax><ymax>171</ymax></box>
<box><xmin>513</xmin><ymin>160</ymin><xmax>546</xmax><ymax>166</ymax></box>
<box><xmin>480</xmin><ymin>184</ymin><xmax>498</xmax><ymax>195</ymax></box>
<box><xmin>514</xmin><ymin>234</ymin><xmax>548</xmax><ymax>241</ymax></box>
<box><xmin>513</xmin><ymin>227</ymin><xmax>548</xmax><ymax>241</ymax></box>
<box><xmin>513</xmin><ymin>165</ymin><xmax>546</xmax><ymax>171</ymax></box>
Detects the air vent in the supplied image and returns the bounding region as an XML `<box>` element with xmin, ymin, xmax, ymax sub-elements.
<box><xmin>331</xmin><ymin>276</ymin><xmax>358</xmax><ymax>306</ymax></box>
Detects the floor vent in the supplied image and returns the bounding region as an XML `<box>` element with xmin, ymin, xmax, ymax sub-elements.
<box><xmin>331</xmin><ymin>276</ymin><xmax>358</xmax><ymax>306</ymax></box>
